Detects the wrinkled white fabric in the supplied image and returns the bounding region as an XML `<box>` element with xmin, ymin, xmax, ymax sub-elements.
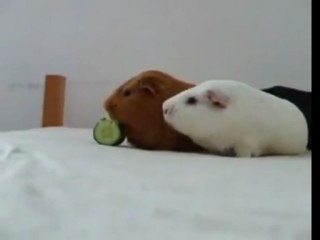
<box><xmin>0</xmin><ymin>128</ymin><xmax>311</xmax><ymax>240</ymax></box>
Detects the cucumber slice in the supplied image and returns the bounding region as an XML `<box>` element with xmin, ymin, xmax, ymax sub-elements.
<box><xmin>93</xmin><ymin>118</ymin><xmax>126</xmax><ymax>146</ymax></box>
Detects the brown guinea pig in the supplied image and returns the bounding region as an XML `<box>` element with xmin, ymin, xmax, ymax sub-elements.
<box><xmin>104</xmin><ymin>70</ymin><xmax>205</xmax><ymax>152</ymax></box>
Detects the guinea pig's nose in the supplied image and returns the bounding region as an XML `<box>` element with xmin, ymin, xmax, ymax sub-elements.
<box><xmin>163</xmin><ymin>106</ymin><xmax>175</xmax><ymax>116</ymax></box>
<box><xmin>105</xmin><ymin>100</ymin><xmax>117</xmax><ymax>111</ymax></box>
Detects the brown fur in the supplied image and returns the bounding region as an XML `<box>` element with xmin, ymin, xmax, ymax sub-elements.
<box><xmin>104</xmin><ymin>70</ymin><xmax>205</xmax><ymax>152</ymax></box>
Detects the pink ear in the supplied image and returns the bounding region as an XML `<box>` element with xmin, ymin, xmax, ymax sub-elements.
<box><xmin>206</xmin><ymin>90</ymin><xmax>229</xmax><ymax>108</ymax></box>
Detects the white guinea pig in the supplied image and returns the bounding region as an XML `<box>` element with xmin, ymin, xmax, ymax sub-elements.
<box><xmin>162</xmin><ymin>80</ymin><xmax>308</xmax><ymax>157</ymax></box>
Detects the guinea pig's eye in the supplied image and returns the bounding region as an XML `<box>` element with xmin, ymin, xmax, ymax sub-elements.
<box><xmin>123</xmin><ymin>90</ymin><xmax>131</xmax><ymax>97</ymax></box>
<box><xmin>186</xmin><ymin>96</ymin><xmax>197</xmax><ymax>105</ymax></box>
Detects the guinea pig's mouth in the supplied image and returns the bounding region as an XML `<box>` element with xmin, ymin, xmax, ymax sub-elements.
<box><xmin>163</xmin><ymin>118</ymin><xmax>175</xmax><ymax>129</ymax></box>
<box><xmin>165</xmin><ymin>123</ymin><xmax>174</xmax><ymax>132</ymax></box>
<box><xmin>107</xmin><ymin>111</ymin><xmax>117</xmax><ymax>121</ymax></box>
<box><xmin>107</xmin><ymin>113</ymin><xmax>127</xmax><ymax>129</ymax></box>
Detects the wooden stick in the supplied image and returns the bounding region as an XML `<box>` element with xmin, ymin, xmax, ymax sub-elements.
<box><xmin>42</xmin><ymin>75</ymin><xmax>66</xmax><ymax>127</ymax></box>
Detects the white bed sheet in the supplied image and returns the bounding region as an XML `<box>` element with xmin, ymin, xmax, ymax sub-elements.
<box><xmin>0</xmin><ymin>127</ymin><xmax>311</xmax><ymax>240</ymax></box>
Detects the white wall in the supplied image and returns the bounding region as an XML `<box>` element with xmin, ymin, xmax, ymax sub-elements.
<box><xmin>0</xmin><ymin>0</ymin><xmax>311</xmax><ymax>130</ymax></box>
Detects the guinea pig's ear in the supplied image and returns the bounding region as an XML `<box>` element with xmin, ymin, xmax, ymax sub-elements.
<box><xmin>206</xmin><ymin>90</ymin><xmax>229</xmax><ymax>109</ymax></box>
<box><xmin>139</xmin><ymin>77</ymin><xmax>165</xmax><ymax>94</ymax></box>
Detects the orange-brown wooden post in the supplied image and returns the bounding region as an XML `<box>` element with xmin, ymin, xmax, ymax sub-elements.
<box><xmin>42</xmin><ymin>75</ymin><xmax>66</xmax><ymax>127</ymax></box>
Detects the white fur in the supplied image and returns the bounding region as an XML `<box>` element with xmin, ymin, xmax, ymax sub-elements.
<box><xmin>163</xmin><ymin>80</ymin><xmax>308</xmax><ymax>157</ymax></box>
